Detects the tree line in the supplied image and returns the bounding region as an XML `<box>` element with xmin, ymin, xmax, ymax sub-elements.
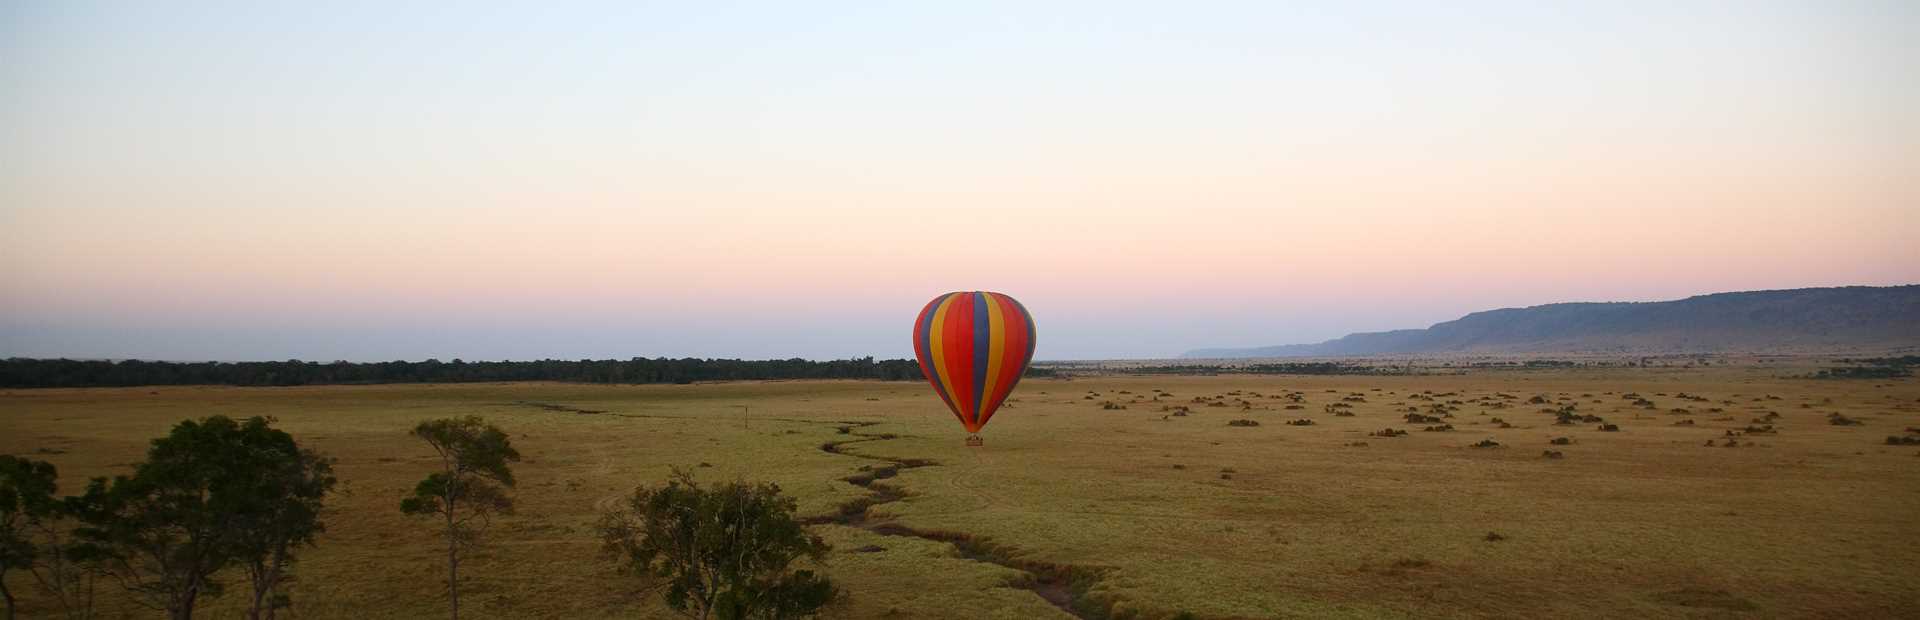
<box><xmin>1</xmin><ymin>415</ymin><xmax>837</xmax><ymax>619</ymax></box>
<box><xmin>0</xmin><ymin>357</ymin><xmax>937</xmax><ymax>388</ymax></box>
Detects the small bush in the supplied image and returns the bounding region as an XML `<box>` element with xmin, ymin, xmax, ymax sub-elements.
<box><xmin>1470</xmin><ymin>438</ymin><xmax>1500</xmax><ymax>448</ymax></box>
<box><xmin>1227</xmin><ymin>419</ymin><xmax>1260</xmax><ymax>427</ymax></box>
<box><xmin>1828</xmin><ymin>413</ymin><xmax>1863</xmax><ymax>426</ymax></box>
<box><xmin>1549</xmin><ymin>437</ymin><xmax>1572</xmax><ymax>445</ymax></box>
<box><xmin>1369</xmin><ymin>428</ymin><xmax>1408</xmax><ymax>437</ymax></box>
<box><xmin>1285</xmin><ymin>419</ymin><xmax>1315</xmax><ymax>426</ymax></box>
<box><xmin>1596</xmin><ymin>423</ymin><xmax>1620</xmax><ymax>432</ymax></box>
<box><xmin>1541</xmin><ymin>450</ymin><xmax>1564</xmax><ymax>459</ymax></box>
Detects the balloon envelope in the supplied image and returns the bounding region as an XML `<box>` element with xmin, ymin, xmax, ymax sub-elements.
<box><xmin>912</xmin><ymin>291</ymin><xmax>1036</xmax><ymax>433</ymax></box>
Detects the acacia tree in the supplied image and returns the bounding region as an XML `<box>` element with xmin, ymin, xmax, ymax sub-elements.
<box><xmin>400</xmin><ymin>416</ymin><xmax>520</xmax><ymax>620</ymax></box>
<box><xmin>0</xmin><ymin>455</ymin><xmax>60</xmax><ymax>620</ymax></box>
<box><xmin>598</xmin><ymin>469</ymin><xmax>838</xmax><ymax>620</ymax></box>
<box><xmin>71</xmin><ymin>416</ymin><xmax>333</xmax><ymax>620</ymax></box>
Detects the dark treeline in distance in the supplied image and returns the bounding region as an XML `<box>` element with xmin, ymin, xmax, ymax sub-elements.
<box><xmin>1815</xmin><ymin>356</ymin><xmax>1919</xmax><ymax>379</ymax></box>
<box><xmin>0</xmin><ymin>356</ymin><xmax>1038</xmax><ymax>389</ymax></box>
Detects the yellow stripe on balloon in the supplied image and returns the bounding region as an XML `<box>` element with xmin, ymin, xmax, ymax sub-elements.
<box><xmin>928</xmin><ymin>293</ymin><xmax>962</xmax><ymax>418</ymax></box>
<box><xmin>979</xmin><ymin>292</ymin><xmax>1006</xmax><ymax>420</ymax></box>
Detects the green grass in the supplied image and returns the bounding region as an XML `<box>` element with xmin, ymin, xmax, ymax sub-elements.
<box><xmin>3</xmin><ymin>366</ymin><xmax>1918</xmax><ymax>618</ymax></box>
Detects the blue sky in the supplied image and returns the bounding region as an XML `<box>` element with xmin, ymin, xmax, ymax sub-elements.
<box><xmin>3</xmin><ymin>1</ymin><xmax>1915</xmax><ymax>360</ymax></box>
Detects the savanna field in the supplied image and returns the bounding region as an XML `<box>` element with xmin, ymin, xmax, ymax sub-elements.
<box><xmin>4</xmin><ymin>363</ymin><xmax>1918</xmax><ymax>619</ymax></box>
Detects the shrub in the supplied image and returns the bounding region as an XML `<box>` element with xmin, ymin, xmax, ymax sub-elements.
<box><xmin>599</xmin><ymin>470</ymin><xmax>837</xmax><ymax>619</ymax></box>
<box><xmin>1541</xmin><ymin>450</ymin><xmax>1564</xmax><ymax>459</ymax></box>
<box><xmin>1227</xmin><ymin>419</ymin><xmax>1260</xmax><ymax>427</ymax></box>
<box><xmin>1596</xmin><ymin>423</ymin><xmax>1620</xmax><ymax>432</ymax></box>
<box><xmin>1470</xmin><ymin>438</ymin><xmax>1500</xmax><ymax>448</ymax></box>
<box><xmin>1549</xmin><ymin>437</ymin><xmax>1572</xmax><ymax>445</ymax></box>
<box><xmin>1285</xmin><ymin>419</ymin><xmax>1315</xmax><ymax>426</ymax></box>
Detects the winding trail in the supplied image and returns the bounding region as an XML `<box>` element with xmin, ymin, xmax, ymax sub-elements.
<box><xmin>513</xmin><ymin>401</ymin><xmax>1112</xmax><ymax>619</ymax></box>
<box><xmin>807</xmin><ymin>421</ymin><xmax>1109</xmax><ymax>620</ymax></box>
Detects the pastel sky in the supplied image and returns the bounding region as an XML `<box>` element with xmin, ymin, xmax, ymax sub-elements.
<box><xmin>3</xmin><ymin>1</ymin><xmax>1916</xmax><ymax>361</ymax></box>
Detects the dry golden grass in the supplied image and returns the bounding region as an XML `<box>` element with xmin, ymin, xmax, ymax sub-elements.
<box><xmin>3</xmin><ymin>365</ymin><xmax>1918</xmax><ymax>618</ymax></box>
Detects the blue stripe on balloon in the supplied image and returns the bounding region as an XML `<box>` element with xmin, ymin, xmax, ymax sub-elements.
<box><xmin>971</xmin><ymin>292</ymin><xmax>990</xmax><ymax>422</ymax></box>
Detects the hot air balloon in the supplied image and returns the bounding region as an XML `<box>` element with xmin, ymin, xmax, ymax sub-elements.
<box><xmin>912</xmin><ymin>291</ymin><xmax>1036</xmax><ymax>446</ymax></box>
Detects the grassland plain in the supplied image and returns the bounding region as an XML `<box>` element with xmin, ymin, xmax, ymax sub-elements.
<box><xmin>2</xmin><ymin>365</ymin><xmax>1917</xmax><ymax>619</ymax></box>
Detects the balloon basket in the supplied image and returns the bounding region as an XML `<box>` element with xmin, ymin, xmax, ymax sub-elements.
<box><xmin>965</xmin><ymin>435</ymin><xmax>984</xmax><ymax>448</ymax></box>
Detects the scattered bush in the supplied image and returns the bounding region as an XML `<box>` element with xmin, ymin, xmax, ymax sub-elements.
<box><xmin>599</xmin><ymin>470</ymin><xmax>837</xmax><ymax>620</ymax></box>
<box><xmin>1596</xmin><ymin>423</ymin><xmax>1620</xmax><ymax>432</ymax></box>
<box><xmin>1227</xmin><ymin>419</ymin><xmax>1260</xmax><ymax>427</ymax></box>
<box><xmin>1828</xmin><ymin>413</ymin><xmax>1864</xmax><ymax>426</ymax></box>
<box><xmin>1541</xmin><ymin>450</ymin><xmax>1564</xmax><ymax>459</ymax></box>
<box><xmin>1369</xmin><ymin>428</ymin><xmax>1408</xmax><ymax>438</ymax></box>
<box><xmin>1422</xmin><ymin>424</ymin><xmax>1454</xmax><ymax>432</ymax></box>
<box><xmin>1549</xmin><ymin>437</ymin><xmax>1573</xmax><ymax>445</ymax></box>
<box><xmin>1285</xmin><ymin>419</ymin><xmax>1315</xmax><ymax>426</ymax></box>
<box><xmin>1470</xmin><ymin>438</ymin><xmax>1500</xmax><ymax>448</ymax></box>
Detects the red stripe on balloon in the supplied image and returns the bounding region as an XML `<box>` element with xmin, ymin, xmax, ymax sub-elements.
<box><xmin>941</xmin><ymin>292</ymin><xmax>979</xmax><ymax>431</ymax></box>
<box><xmin>979</xmin><ymin>293</ymin><xmax>1031</xmax><ymax>427</ymax></box>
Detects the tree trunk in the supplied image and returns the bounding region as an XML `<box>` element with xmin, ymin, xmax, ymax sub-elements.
<box><xmin>4</xmin><ymin>578</ymin><xmax>17</xmax><ymax>620</ymax></box>
<box><xmin>247</xmin><ymin>560</ymin><xmax>271</xmax><ymax>620</ymax></box>
<box><xmin>171</xmin><ymin>587</ymin><xmax>197</xmax><ymax>620</ymax></box>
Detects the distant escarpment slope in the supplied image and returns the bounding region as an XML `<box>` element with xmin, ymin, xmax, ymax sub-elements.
<box><xmin>1185</xmin><ymin>285</ymin><xmax>1920</xmax><ymax>358</ymax></box>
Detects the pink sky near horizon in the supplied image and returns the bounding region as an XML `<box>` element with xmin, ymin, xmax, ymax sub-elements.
<box><xmin>3</xmin><ymin>1</ymin><xmax>1916</xmax><ymax>360</ymax></box>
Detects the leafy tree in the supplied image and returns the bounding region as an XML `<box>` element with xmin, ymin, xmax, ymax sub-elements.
<box><xmin>1</xmin><ymin>455</ymin><xmax>60</xmax><ymax>620</ymax></box>
<box><xmin>233</xmin><ymin>447</ymin><xmax>336</xmax><ymax>620</ymax></box>
<box><xmin>599</xmin><ymin>469</ymin><xmax>838</xmax><ymax>620</ymax></box>
<box><xmin>400</xmin><ymin>416</ymin><xmax>520</xmax><ymax>620</ymax></box>
<box><xmin>70</xmin><ymin>416</ymin><xmax>332</xmax><ymax>620</ymax></box>
<box><xmin>27</xmin><ymin>495</ymin><xmax>101</xmax><ymax>620</ymax></box>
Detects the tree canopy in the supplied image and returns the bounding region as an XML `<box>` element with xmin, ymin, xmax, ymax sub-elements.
<box><xmin>599</xmin><ymin>470</ymin><xmax>837</xmax><ymax>620</ymax></box>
